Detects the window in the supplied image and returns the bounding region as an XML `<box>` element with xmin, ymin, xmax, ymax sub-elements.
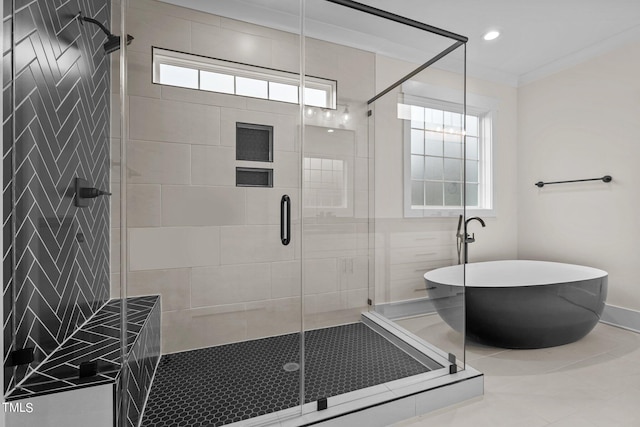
<box><xmin>152</xmin><ymin>47</ymin><xmax>337</xmax><ymax>109</ymax></box>
<box><xmin>400</xmin><ymin>84</ymin><xmax>495</xmax><ymax>217</ymax></box>
<box><xmin>304</xmin><ymin>157</ymin><xmax>347</xmax><ymax>209</ymax></box>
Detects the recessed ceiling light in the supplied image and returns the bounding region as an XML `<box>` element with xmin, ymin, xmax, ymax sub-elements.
<box><xmin>483</xmin><ymin>30</ymin><xmax>500</xmax><ymax>41</ymax></box>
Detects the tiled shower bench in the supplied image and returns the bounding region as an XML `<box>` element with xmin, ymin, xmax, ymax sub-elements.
<box><xmin>5</xmin><ymin>296</ymin><xmax>160</xmax><ymax>427</ymax></box>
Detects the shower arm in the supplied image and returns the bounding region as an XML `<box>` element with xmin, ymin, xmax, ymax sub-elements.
<box><xmin>78</xmin><ymin>12</ymin><xmax>114</xmax><ymax>38</ymax></box>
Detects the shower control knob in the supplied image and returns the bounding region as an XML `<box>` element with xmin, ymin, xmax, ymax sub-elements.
<box><xmin>74</xmin><ymin>177</ymin><xmax>111</xmax><ymax>208</ymax></box>
<box><xmin>79</xmin><ymin>187</ymin><xmax>112</xmax><ymax>199</ymax></box>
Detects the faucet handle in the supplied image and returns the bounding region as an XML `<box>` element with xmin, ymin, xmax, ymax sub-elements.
<box><xmin>466</xmin><ymin>233</ymin><xmax>475</xmax><ymax>243</ymax></box>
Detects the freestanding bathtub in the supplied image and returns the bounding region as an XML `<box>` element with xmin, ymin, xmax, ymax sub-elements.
<box><xmin>424</xmin><ymin>260</ymin><xmax>608</xmax><ymax>349</ymax></box>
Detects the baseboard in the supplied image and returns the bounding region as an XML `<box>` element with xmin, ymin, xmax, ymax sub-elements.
<box><xmin>600</xmin><ymin>304</ymin><xmax>640</xmax><ymax>334</ymax></box>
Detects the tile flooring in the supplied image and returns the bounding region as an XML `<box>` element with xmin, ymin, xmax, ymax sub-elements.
<box><xmin>141</xmin><ymin>322</ymin><xmax>435</xmax><ymax>426</ymax></box>
<box><xmin>393</xmin><ymin>314</ymin><xmax>640</xmax><ymax>427</ymax></box>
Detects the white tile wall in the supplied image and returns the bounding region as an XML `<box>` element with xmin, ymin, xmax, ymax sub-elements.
<box><xmin>127</xmin><ymin>140</ymin><xmax>191</xmax><ymax>184</ymax></box>
<box><xmin>117</xmin><ymin>1</ymin><xmax>376</xmax><ymax>355</ymax></box>
<box><xmin>128</xmin><ymin>269</ymin><xmax>191</xmax><ymax>311</ymax></box>
<box><xmin>127</xmin><ymin>184</ymin><xmax>162</xmax><ymax>227</ymax></box>
<box><xmin>191</xmin><ymin>145</ymin><xmax>236</xmax><ymax>186</ymax></box>
<box><xmin>220</xmin><ymin>225</ymin><xmax>295</xmax><ymax>264</ymax></box>
<box><xmin>191</xmin><ymin>263</ymin><xmax>271</xmax><ymax>306</ymax></box>
<box><xmin>129</xmin><ymin>97</ymin><xmax>220</xmax><ymax>145</ymax></box>
<box><xmin>271</xmin><ymin>260</ymin><xmax>302</xmax><ymax>298</ymax></box>
<box><xmin>127</xmin><ymin>5</ymin><xmax>192</xmax><ymax>54</ymax></box>
<box><xmin>129</xmin><ymin>226</ymin><xmax>220</xmax><ymax>271</ymax></box>
<box><xmin>161</xmin><ymin>186</ymin><xmax>246</xmax><ymax>226</ymax></box>
<box><xmin>191</xmin><ymin>22</ymin><xmax>273</xmax><ymax>69</ymax></box>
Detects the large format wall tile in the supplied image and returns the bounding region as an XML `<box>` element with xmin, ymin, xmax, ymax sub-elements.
<box><xmin>127</xmin><ymin>184</ymin><xmax>162</xmax><ymax>227</ymax></box>
<box><xmin>162</xmin><ymin>306</ymin><xmax>247</xmax><ymax>354</ymax></box>
<box><xmin>129</xmin><ymin>96</ymin><xmax>220</xmax><ymax>145</ymax></box>
<box><xmin>129</xmin><ymin>226</ymin><xmax>220</xmax><ymax>270</ymax></box>
<box><xmin>126</xmin><ymin>140</ymin><xmax>190</xmax><ymax>184</ymax></box>
<box><xmin>220</xmin><ymin>225</ymin><xmax>294</xmax><ymax>264</ymax></box>
<box><xmin>162</xmin><ymin>185</ymin><xmax>246</xmax><ymax>226</ymax></box>
<box><xmin>190</xmin><ymin>145</ymin><xmax>236</xmax><ymax>187</ymax></box>
<box><xmin>191</xmin><ymin>263</ymin><xmax>271</xmax><ymax>306</ymax></box>
<box><xmin>191</xmin><ymin>22</ymin><xmax>273</xmax><ymax>68</ymax></box>
<box><xmin>4</xmin><ymin>0</ymin><xmax>112</xmax><ymax>392</ymax></box>
<box><xmin>128</xmin><ymin>269</ymin><xmax>190</xmax><ymax>311</ymax></box>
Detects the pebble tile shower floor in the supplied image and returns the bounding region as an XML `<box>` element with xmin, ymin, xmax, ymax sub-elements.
<box><xmin>141</xmin><ymin>322</ymin><xmax>436</xmax><ymax>426</ymax></box>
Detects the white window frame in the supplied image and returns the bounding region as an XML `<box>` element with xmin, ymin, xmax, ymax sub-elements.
<box><xmin>400</xmin><ymin>82</ymin><xmax>497</xmax><ymax>218</ymax></box>
<box><xmin>152</xmin><ymin>47</ymin><xmax>337</xmax><ymax>109</ymax></box>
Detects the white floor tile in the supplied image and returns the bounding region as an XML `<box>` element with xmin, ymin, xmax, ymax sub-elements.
<box><xmin>393</xmin><ymin>316</ymin><xmax>640</xmax><ymax>427</ymax></box>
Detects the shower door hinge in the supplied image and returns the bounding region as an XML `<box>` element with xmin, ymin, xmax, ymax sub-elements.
<box><xmin>367</xmin><ymin>110</ymin><xmax>372</xmax><ymax>117</ymax></box>
<box><xmin>367</xmin><ymin>298</ymin><xmax>372</xmax><ymax>306</ymax></box>
<box><xmin>317</xmin><ymin>397</ymin><xmax>328</xmax><ymax>411</ymax></box>
<box><xmin>7</xmin><ymin>348</ymin><xmax>35</xmax><ymax>367</ymax></box>
<box><xmin>448</xmin><ymin>353</ymin><xmax>457</xmax><ymax>374</ymax></box>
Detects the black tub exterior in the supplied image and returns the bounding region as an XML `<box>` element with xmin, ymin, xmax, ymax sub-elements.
<box><xmin>427</xmin><ymin>277</ymin><xmax>608</xmax><ymax>349</ymax></box>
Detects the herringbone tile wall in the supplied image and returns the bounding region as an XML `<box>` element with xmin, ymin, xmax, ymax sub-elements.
<box><xmin>3</xmin><ymin>0</ymin><xmax>112</xmax><ymax>393</ymax></box>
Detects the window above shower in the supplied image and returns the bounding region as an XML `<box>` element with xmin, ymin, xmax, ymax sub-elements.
<box><xmin>152</xmin><ymin>47</ymin><xmax>337</xmax><ymax>108</ymax></box>
<box><xmin>400</xmin><ymin>82</ymin><xmax>497</xmax><ymax>217</ymax></box>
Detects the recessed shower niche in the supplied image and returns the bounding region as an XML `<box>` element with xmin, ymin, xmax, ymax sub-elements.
<box><xmin>236</xmin><ymin>122</ymin><xmax>274</xmax><ymax>162</ymax></box>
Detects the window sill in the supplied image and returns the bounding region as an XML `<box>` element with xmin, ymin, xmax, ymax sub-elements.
<box><xmin>405</xmin><ymin>208</ymin><xmax>496</xmax><ymax>219</ymax></box>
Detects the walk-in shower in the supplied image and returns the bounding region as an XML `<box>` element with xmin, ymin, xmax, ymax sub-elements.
<box><xmin>3</xmin><ymin>1</ymin><xmax>481</xmax><ymax>426</ymax></box>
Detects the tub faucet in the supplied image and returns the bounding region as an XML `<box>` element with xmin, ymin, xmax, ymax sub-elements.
<box><xmin>457</xmin><ymin>216</ymin><xmax>485</xmax><ymax>264</ymax></box>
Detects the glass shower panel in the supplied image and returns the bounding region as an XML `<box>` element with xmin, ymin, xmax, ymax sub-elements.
<box><xmin>378</xmin><ymin>45</ymin><xmax>466</xmax><ymax>369</ymax></box>
<box><xmin>302</xmin><ymin>0</ymin><xmax>466</xmax><ymax>409</ymax></box>
<box><xmin>122</xmin><ymin>0</ymin><xmax>304</xmax><ymax>425</ymax></box>
<box><xmin>369</xmin><ymin>35</ymin><xmax>468</xmax><ymax>371</ymax></box>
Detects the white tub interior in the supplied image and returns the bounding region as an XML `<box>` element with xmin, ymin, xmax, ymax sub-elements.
<box><xmin>424</xmin><ymin>260</ymin><xmax>607</xmax><ymax>287</ymax></box>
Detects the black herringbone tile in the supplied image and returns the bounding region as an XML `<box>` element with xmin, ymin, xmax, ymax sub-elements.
<box><xmin>4</xmin><ymin>0</ymin><xmax>112</xmax><ymax>393</ymax></box>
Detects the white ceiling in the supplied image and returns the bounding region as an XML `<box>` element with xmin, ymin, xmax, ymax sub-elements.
<box><xmin>162</xmin><ymin>0</ymin><xmax>640</xmax><ymax>86</ymax></box>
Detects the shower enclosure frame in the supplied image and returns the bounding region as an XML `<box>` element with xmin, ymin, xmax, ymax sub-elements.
<box><xmin>115</xmin><ymin>0</ymin><xmax>471</xmax><ymax>425</ymax></box>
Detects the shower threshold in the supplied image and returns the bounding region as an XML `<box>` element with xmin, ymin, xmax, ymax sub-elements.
<box><xmin>140</xmin><ymin>312</ymin><xmax>482</xmax><ymax>427</ymax></box>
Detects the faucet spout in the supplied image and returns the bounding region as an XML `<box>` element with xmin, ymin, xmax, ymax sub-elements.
<box><xmin>465</xmin><ymin>216</ymin><xmax>486</xmax><ymax>227</ymax></box>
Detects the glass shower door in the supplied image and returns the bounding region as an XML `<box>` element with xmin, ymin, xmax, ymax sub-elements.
<box><xmin>120</xmin><ymin>0</ymin><xmax>305</xmax><ymax>425</ymax></box>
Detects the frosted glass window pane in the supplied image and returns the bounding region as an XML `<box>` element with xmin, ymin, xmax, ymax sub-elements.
<box><xmin>304</xmin><ymin>87</ymin><xmax>328</xmax><ymax>107</ymax></box>
<box><xmin>425</xmin><ymin>156</ymin><xmax>443</xmax><ymax>180</ymax></box>
<box><xmin>425</xmin><ymin>182</ymin><xmax>443</xmax><ymax>206</ymax></box>
<box><xmin>411</xmin><ymin>130</ymin><xmax>424</xmax><ymax>154</ymax></box>
<box><xmin>444</xmin><ymin>182</ymin><xmax>462</xmax><ymax>206</ymax></box>
<box><xmin>466</xmin><ymin>183</ymin><xmax>479</xmax><ymax>207</ymax></box>
<box><xmin>466</xmin><ymin>115</ymin><xmax>479</xmax><ymax>137</ymax></box>
<box><xmin>411</xmin><ymin>105</ymin><xmax>424</xmax><ymax>128</ymax></box>
<box><xmin>411</xmin><ymin>155</ymin><xmax>424</xmax><ymax>179</ymax></box>
<box><xmin>411</xmin><ymin>181</ymin><xmax>425</xmax><ymax>206</ymax></box>
<box><xmin>466</xmin><ymin>160</ymin><xmax>479</xmax><ymax>183</ymax></box>
<box><xmin>424</xmin><ymin>108</ymin><xmax>442</xmax><ymax>130</ymax></box>
<box><xmin>444</xmin><ymin>158</ymin><xmax>462</xmax><ymax>181</ymax></box>
<box><xmin>425</xmin><ymin>132</ymin><xmax>442</xmax><ymax>156</ymax></box>
<box><xmin>200</xmin><ymin>71</ymin><xmax>234</xmax><ymax>94</ymax></box>
<box><xmin>444</xmin><ymin>111</ymin><xmax>462</xmax><ymax>132</ymax></box>
<box><xmin>269</xmin><ymin>82</ymin><xmax>298</xmax><ymax>103</ymax></box>
<box><xmin>444</xmin><ymin>142</ymin><xmax>462</xmax><ymax>159</ymax></box>
<box><xmin>466</xmin><ymin>137</ymin><xmax>479</xmax><ymax>160</ymax></box>
<box><xmin>236</xmin><ymin>77</ymin><xmax>268</xmax><ymax>98</ymax></box>
<box><xmin>159</xmin><ymin>64</ymin><xmax>198</xmax><ymax>89</ymax></box>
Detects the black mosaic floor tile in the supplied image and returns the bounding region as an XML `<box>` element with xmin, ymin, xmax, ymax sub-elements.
<box><xmin>141</xmin><ymin>322</ymin><xmax>435</xmax><ymax>427</ymax></box>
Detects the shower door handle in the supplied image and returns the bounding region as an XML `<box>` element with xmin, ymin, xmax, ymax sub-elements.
<box><xmin>281</xmin><ymin>195</ymin><xmax>291</xmax><ymax>246</ymax></box>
